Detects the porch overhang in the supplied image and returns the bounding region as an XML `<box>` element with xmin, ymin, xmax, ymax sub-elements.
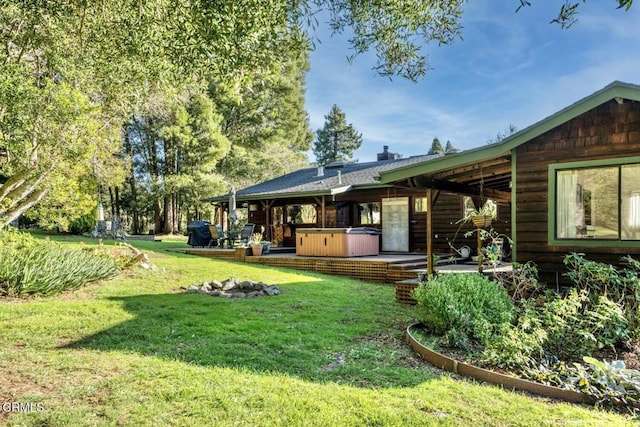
<box><xmin>379</xmin><ymin>151</ymin><xmax>513</xmax><ymax>203</ymax></box>
<box><xmin>379</xmin><ymin>148</ymin><xmax>514</xmax><ymax>276</ymax></box>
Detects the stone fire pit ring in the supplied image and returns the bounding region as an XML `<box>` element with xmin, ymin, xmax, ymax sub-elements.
<box><xmin>185</xmin><ymin>277</ymin><xmax>281</xmax><ymax>299</ymax></box>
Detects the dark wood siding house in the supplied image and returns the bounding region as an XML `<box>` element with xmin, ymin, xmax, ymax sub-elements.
<box><xmin>205</xmin><ymin>148</ymin><xmax>486</xmax><ymax>254</ymax></box>
<box><xmin>380</xmin><ymin>81</ymin><xmax>640</xmax><ymax>284</ymax></box>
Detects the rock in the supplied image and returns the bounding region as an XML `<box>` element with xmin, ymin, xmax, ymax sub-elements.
<box><xmin>222</xmin><ymin>278</ymin><xmax>238</xmax><ymax>291</ymax></box>
<box><xmin>264</xmin><ymin>286</ymin><xmax>280</xmax><ymax>296</ymax></box>
<box><xmin>184</xmin><ymin>277</ymin><xmax>280</xmax><ymax>299</ymax></box>
<box><xmin>238</xmin><ymin>280</ymin><xmax>255</xmax><ymax>291</ymax></box>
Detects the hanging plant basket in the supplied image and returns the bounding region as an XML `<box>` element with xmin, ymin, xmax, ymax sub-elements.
<box><xmin>471</xmin><ymin>215</ymin><xmax>493</xmax><ymax>228</ymax></box>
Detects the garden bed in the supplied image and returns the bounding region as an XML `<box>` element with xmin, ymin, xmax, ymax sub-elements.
<box><xmin>406</xmin><ymin>323</ymin><xmax>591</xmax><ymax>404</ymax></box>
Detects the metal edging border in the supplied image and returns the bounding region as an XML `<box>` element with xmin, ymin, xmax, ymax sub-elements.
<box><xmin>406</xmin><ymin>323</ymin><xmax>592</xmax><ymax>405</ymax></box>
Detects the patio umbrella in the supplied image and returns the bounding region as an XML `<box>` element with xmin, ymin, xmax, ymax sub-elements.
<box><xmin>229</xmin><ymin>189</ymin><xmax>237</xmax><ymax>223</ymax></box>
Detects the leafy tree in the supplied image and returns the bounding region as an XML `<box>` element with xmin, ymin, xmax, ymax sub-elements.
<box><xmin>123</xmin><ymin>87</ymin><xmax>230</xmax><ymax>234</ymax></box>
<box><xmin>0</xmin><ymin>68</ymin><xmax>125</xmax><ymax>229</ymax></box>
<box><xmin>516</xmin><ymin>0</ymin><xmax>633</xmax><ymax>29</ymax></box>
<box><xmin>445</xmin><ymin>140</ymin><xmax>456</xmax><ymax>153</ymax></box>
<box><xmin>0</xmin><ymin>1</ymin><xmax>634</xmax><ymax>229</ymax></box>
<box><xmin>213</xmin><ymin>49</ymin><xmax>313</xmax><ymax>190</ymax></box>
<box><xmin>313</xmin><ymin>105</ymin><xmax>363</xmax><ymax>166</ymax></box>
<box><xmin>487</xmin><ymin>124</ymin><xmax>519</xmax><ymax>145</ymax></box>
<box><xmin>159</xmin><ymin>92</ymin><xmax>231</xmax><ymax>234</ymax></box>
<box><xmin>428</xmin><ymin>137</ymin><xmax>445</xmax><ymax>155</ymax></box>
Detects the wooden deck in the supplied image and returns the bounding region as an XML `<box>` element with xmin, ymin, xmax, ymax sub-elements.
<box><xmin>172</xmin><ymin>246</ymin><xmax>511</xmax><ymax>284</ymax></box>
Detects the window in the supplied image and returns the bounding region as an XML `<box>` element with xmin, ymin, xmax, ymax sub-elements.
<box><xmin>359</xmin><ymin>202</ymin><xmax>380</xmax><ymax>224</ymax></box>
<box><xmin>622</xmin><ymin>164</ymin><xmax>640</xmax><ymax>240</ymax></box>
<box><xmin>414</xmin><ymin>198</ymin><xmax>428</xmax><ymax>213</ymax></box>
<box><xmin>286</xmin><ymin>204</ymin><xmax>317</xmax><ymax>224</ymax></box>
<box><xmin>553</xmin><ymin>162</ymin><xmax>640</xmax><ymax>241</ymax></box>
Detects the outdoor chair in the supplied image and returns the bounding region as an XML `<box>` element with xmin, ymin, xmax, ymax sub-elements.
<box><xmin>238</xmin><ymin>223</ymin><xmax>255</xmax><ymax>246</ymax></box>
<box><xmin>207</xmin><ymin>224</ymin><xmax>228</xmax><ymax>248</ymax></box>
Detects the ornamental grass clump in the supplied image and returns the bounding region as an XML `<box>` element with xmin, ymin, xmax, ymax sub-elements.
<box><xmin>413</xmin><ymin>273</ymin><xmax>516</xmax><ymax>349</ymax></box>
<box><xmin>0</xmin><ymin>229</ymin><xmax>117</xmax><ymax>297</ymax></box>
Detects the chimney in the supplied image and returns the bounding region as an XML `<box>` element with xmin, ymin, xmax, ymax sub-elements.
<box><xmin>337</xmin><ymin>170</ymin><xmax>342</xmax><ymax>185</ymax></box>
<box><xmin>377</xmin><ymin>145</ymin><xmax>399</xmax><ymax>161</ymax></box>
<box><xmin>317</xmin><ymin>165</ymin><xmax>324</xmax><ymax>177</ymax></box>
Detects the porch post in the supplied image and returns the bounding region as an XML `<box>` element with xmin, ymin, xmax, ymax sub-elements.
<box><xmin>426</xmin><ymin>188</ymin><xmax>433</xmax><ymax>275</ymax></box>
<box><xmin>322</xmin><ymin>196</ymin><xmax>326</xmax><ymax>228</ymax></box>
<box><xmin>265</xmin><ymin>201</ymin><xmax>271</xmax><ymax>240</ymax></box>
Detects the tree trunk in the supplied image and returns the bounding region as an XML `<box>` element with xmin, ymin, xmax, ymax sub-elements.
<box><xmin>123</xmin><ymin>127</ymin><xmax>141</xmax><ymax>234</ymax></box>
<box><xmin>115</xmin><ymin>186</ymin><xmax>120</xmax><ymax>219</ymax></box>
<box><xmin>129</xmin><ymin>176</ymin><xmax>140</xmax><ymax>234</ymax></box>
<box><xmin>163</xmin><ymin>194</ymin><xmax>175</xmax><ymax>234</ymax></box>
<box><xmin>147</xmin><ymin>119</ymin><xmax>163</xmax><ymax>235</ymax></box>
<box><xmin>108</xmin><ymin>187</ymin><xmax>116</xmax><ymax>219</ymax></box>
<box><xmin>154</xmin><ymin>199</ymin><xmax>163</xmax><ymax>234</ymax></box>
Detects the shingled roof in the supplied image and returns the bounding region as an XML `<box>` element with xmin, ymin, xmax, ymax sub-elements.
<box><xmin>207</xmin><ymin>154</ymin><xmax>440</xmax><ymax>202</ymax></box>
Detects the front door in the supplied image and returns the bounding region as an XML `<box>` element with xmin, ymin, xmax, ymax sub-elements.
<box><xmin>382</xmin><ymin>197</ymin><xmax>409</xmax><ymax>252</ymax></box>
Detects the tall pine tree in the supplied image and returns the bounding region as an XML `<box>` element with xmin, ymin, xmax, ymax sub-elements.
<box><xmin>313</xmin><ymin>105</ymin><xmax>363</xmax><ymax>165</ymax></box>
<box><xmin>213</xmin><ymin>48</ymin><xmax>313</xmax><ymax>190</ymax></box>
<box><xmin>428</xmin><ymin>137</ymin><xmax>444</xmax><ymax>155</ymax></box>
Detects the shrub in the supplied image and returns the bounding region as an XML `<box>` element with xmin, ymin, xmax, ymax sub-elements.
<box><xmin>564</xmin><ymin>253</ymin><xmax>640</xmax><ymax>331</ymax></box>
<box><xmin>493</xmin><ymin>261</ymin><xmax>545</xmax><ymax>305</ymax></box>
<box><xmin>83</xmin><ymin>241</ymin><xmax>144</xmax><ymax>270</ymax></box>
<box><xmin>483</xmin><ymin>300</ymin><xmax>547</xmax><ymax>369</ymax></box>
<box><xmin>69</xmin><ymin>214</ymin><xmax>95</xmax><ymax>235</ymax></box>
<box><xmin>413</xmin><ymin>273</ymin><xmax>516</xmax><ymax>348</ymax></box>
<box><xmin>0</xmin><ymin>229</ymin><xmax>117</xmax><ymax>297</ymax></box>
<box><xmin>485</xmin><ymin>288</ymin><xmax>629</xmax><ymax>368</ymax></box>
<box><xmin>539</xmin><ymin>288</ymin><xmax>628</xmax><ymax>361</ymax></box>
<box><xmin>524</xmin><ymin>357</ymin><xmax>640</xmax><ymax>414</ymax></box>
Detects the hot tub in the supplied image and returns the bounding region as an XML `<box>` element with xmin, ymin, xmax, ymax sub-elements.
<box><xmin>295</xmin><ymin>228</ymin><xmax>380</xmax><ymax>257</ymax></box>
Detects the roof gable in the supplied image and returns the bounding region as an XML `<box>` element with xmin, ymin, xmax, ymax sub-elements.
<box><xmin>380</xmin><ymin>81</ymin><xmax>640</xmax><ymax>184</ymax></box>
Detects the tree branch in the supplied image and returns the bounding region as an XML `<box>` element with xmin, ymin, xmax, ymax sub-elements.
<box><xmin>0</xmin><ymin>187</ymin><xmax>48</xmax><ymax>229</ymax></box>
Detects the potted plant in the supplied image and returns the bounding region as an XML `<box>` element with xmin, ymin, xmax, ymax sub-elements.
<box><xmin>249</xmin><ymin>232</ymin><xmax>263</xmax><ymax>256</ymax></box>
<box><xmin>461</xmin><ymin>201</ymin><xmax>496</xmax><ymax>229</ymax></box>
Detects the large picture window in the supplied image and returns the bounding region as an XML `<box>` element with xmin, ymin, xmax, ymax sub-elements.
<box><xmin>554</xmin><ymin>162</ymin><xmax>640</xmax><ymax>241</ymax></box>
<box><xmin>286</xmin><ymin>204</ymin><xmax>317</xmax><ymax>224</ymax></box>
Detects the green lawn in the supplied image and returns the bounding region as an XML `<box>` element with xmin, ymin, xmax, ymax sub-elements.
<box><xmin>0</xmin><ymin>235</ymin><xmax>633</xmax><ymax>426</ymax></box>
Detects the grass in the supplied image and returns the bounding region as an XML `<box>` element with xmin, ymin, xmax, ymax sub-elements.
<box><xmin>0</xmin><ymin>233</ymin><xmax>634</xmax><ymax>426</ymax></box>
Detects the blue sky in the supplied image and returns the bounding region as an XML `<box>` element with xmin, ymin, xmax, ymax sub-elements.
<box><xmin>304</xmin><ymin>1</ymin><xmax>640</xmax><ymax>163</ymax></box>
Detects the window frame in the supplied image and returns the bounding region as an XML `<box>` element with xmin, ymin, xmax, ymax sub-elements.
<box><xmin>547</xmin><ymin>156</ymin><xmax>640</xmax><ymax>247</ymax></box>
<box><xmin>414</xmin><ymin>197</ymin><xmax>428</xmax><ymax>213</ymax></box>
<box><xmin>285</xmin><ymin>204</ymin><xmax>317</xmax><ymax>225</ymax></box>
<box><xmin>358</xmin><ymin>202</ymin><xmax>381</xmax><ymax>225</ymax></box>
